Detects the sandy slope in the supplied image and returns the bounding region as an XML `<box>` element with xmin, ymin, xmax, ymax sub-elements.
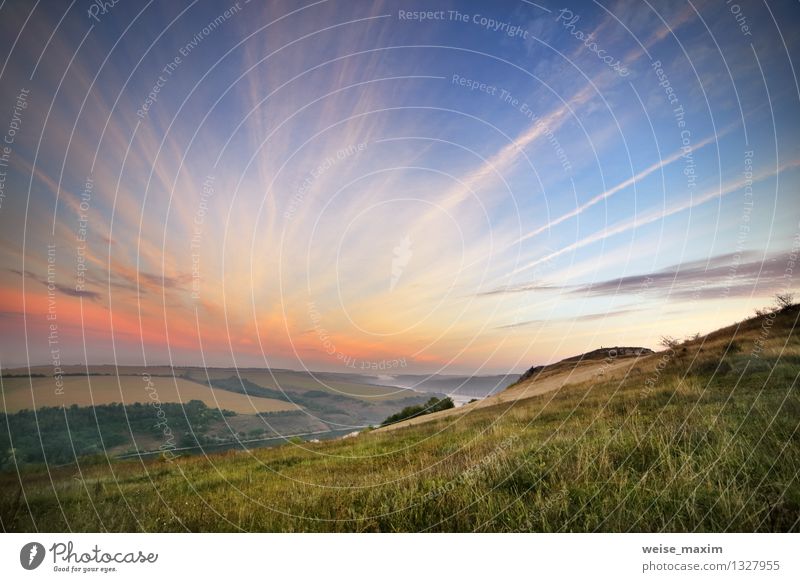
<box><xmin>377</xmin><ymin>353</ymin><xmax>649</xmax><ymax>432</ymax></box>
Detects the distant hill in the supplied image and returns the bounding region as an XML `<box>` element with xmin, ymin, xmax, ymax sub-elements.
<box><xmin>366</xmin><ymin>373</ymin><xmax>518</xmax><ymax>402</ymax></box>
<box><xmin>0</xmin><ymin>366</ymin><xmax>442</xmax><ymax>465</ymax></box>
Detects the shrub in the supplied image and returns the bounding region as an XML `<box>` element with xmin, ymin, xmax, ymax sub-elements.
<box><xmin>724</xmin><ymin>340</ymin><xmax>742</xmax><ymax>355</ymax></box>
<box><xmin>659</xmin><ymin>335</ymin><xmax>680</xmax><ymax>350</ymax></box>
<box><xmin>774</xmin><ymin>292</ymin><xmax>796</xmax><ymax>311</ymax></box>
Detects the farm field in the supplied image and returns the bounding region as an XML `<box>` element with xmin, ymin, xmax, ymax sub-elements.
<box><xmin>1</xmin><ymin>375</ymin><xmax>298</xmax><ymax>414</ymax></box>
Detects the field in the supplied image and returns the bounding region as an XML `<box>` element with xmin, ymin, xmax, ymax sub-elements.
<box><xmin>181</xmin><ymin>369</ymin><xmax>416</xmax><ymax>402</ymax></box>
<box><xmin>0</xmin><ymin>367</ymin><xmax>442</xmax><ymax>467</ymax></box>
<box><xmin>1</xmin><ymin>375</ymin><xmax>298</xmax><ymax>414</ymax></box>
<box><xmin>1</xmin><ymin>306</ymin><xmax>798</xmax><ymax>532</ymax></box>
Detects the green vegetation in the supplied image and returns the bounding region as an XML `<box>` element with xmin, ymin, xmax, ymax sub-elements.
<box><xmin>381</xmin><ymin>396</ymin><xmax>455</xmax><ymax>426</ymax></box>
<box><xmin>207</xmin><ymin>375</ymin><xmax>439</xmax><ymax>429</ymax></box>
<box><xmin>1</xmin><ymin>306</ymin><xmax>798</xmax><ymax>532</ymax></box>
<box><xmin>0</xmin><ymin>401</ymin><xmax>234</xmax><ymax>469</ymax></box>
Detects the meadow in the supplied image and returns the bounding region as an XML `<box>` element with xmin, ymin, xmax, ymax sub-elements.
<box><xmin>1</xmin><ymin>305</ymin><xmax>798</xmax><ymax>532</ymax></box>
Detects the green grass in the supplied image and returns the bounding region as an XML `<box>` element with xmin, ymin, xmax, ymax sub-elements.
<box><xmin>1</xmin><ymin>308</ymin><xmax>799</xmax><ymax>532</ymax></box>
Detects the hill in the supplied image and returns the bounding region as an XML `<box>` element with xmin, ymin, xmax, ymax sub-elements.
<box><xmin>0</xmin><ymin>367</ymin><xmax>441</xmax><ymax>466</ymax></box>
<box><xmin>377</xmin><ymin>345</ymin><xmax>655</xmax><ymax>433</ymax></box>
<box><xmin>1</xmin><ymin>304</ymin><xmax>798</xmax><ymax>532</ymax></box>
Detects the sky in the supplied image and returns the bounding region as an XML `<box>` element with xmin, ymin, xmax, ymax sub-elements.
<box><xmin>0</xmin><ymin>0</ymin><xmax>798</xmax><ymax>375</ymax></box>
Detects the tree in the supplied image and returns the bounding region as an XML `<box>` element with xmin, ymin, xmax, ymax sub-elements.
<box><xmin>380</xmin><ymin>397</ymin><xmax>455</xmax><ymax>426</ymax></box>
<box><xmin>425</xmin><ymin>396</ymin><xmax>455</xmax><ymax>413</ymax></box>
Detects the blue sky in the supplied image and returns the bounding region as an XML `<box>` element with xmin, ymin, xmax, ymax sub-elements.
<box><xmin>0</xmin><ymin>0</ymin><xmax>798</xmax><ymax>373</ymax></box>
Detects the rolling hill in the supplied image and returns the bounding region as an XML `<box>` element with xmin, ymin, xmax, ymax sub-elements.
<box><xmin>0</xmin><ymin>366</ymin><xmax>444</xmax><ymax>466</ymax></box>
<box><xmin>1</xmin><ymin>303</ymin><xmax>798</xmax><ymax>532</ymax></box>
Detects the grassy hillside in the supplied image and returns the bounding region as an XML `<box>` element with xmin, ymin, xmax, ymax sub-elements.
<box><xmin>1</xmin><ymin>305</ymin><xmax>798</xmax><ymax>532</ymax></box>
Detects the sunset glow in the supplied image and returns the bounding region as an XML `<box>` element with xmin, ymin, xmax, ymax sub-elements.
<box><xmin>1</xmin><ymin>0</ymin><xmax>798</xmax><ymax>374</ymax></box>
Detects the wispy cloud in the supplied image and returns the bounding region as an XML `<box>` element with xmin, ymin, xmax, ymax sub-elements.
<box><xmin>8</xmin><ymin>269</ymin><xmax>102</xmax><ymax>301</ymax></box>
<box><xmin>511</xmin><ymin>159</ymin><xmax>800</xmax><ymax>276</ymax></box>
<box><xmin>513</xmin><ymin>130</ymin><xmax>726</xmax><ymax>245</ymax></box>
<box><xmin>483</xmin><ymin>250</ymin><xmax>792</xmax><ymax>302</ymax></box>
<box><xmin>495</xmin><ymin>307</ymin><xmax>643</xmax><ymax>329</ymax></box>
